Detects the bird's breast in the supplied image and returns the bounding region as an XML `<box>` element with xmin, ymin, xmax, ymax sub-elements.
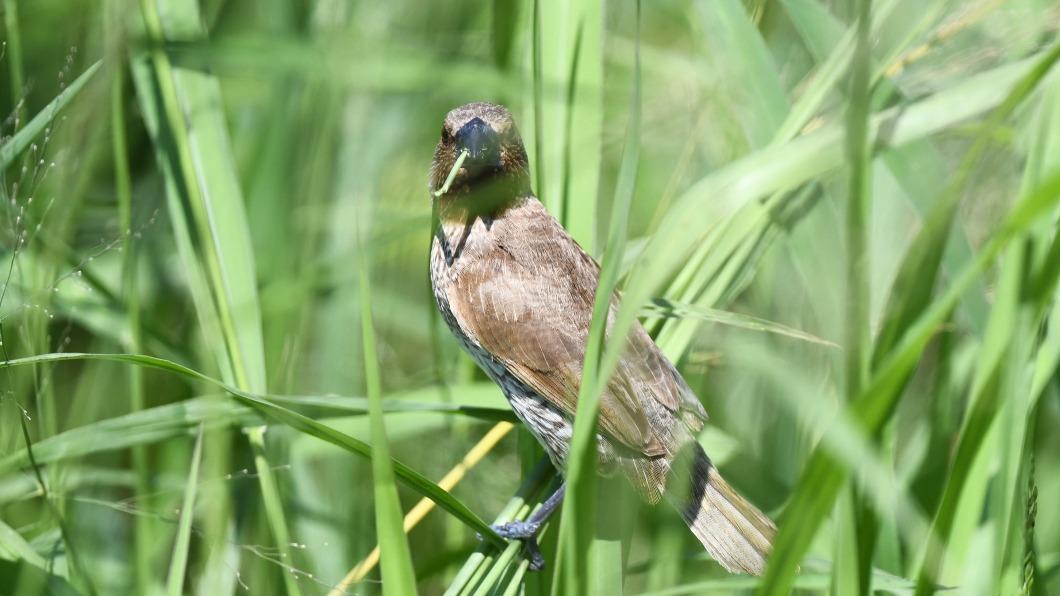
<box><xmin>429</xmin><ymin>220</ymin><xmax>506</xmax><ymax>376</ymax></box>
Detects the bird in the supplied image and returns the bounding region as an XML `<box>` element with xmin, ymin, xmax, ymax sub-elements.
<box><xmin>428</xmin><ymin>101</ymin><xmax>776</xmax><ymax>574</ymax></box>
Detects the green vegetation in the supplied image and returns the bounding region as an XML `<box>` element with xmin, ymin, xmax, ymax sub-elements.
<box><xmin>1</xmin><ymin>0</ymin><xmax>1059</xmax><ymax>594</ymax></box>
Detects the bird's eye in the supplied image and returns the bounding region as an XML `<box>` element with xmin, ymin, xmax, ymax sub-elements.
<box><xmin>441</xmin><ymin>126</ymin><xmax>451</xmax><ymax>141</ymax></box>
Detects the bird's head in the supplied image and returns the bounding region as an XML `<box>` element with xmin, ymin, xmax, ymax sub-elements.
<box><xmin>430</xmin><ymin>102</ymin><xmax>531</xmax><ymax>213</ymax></box>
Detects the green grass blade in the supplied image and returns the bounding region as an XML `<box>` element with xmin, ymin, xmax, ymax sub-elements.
<box><xmin>536</xmin><ymin>0</ymin><xmax>602</xmax><ymax>245</ymax></box>
<box><xmin>359</xmin><ymin>256</ymin><xmax>418</xmax><ymax>593</ymax></box>
<box><xmin>445</xmin><ymin>459</ymin><xmax>555</xmax><ymax>595</ymax></box>
<box><xmin>605</xmin><ymin>52</ymin><xmax>1047</xmax><ymax>431</ymax></box>
<box><xmin>0</xmin><ymin>398</ymin><xmax>247</xmax><ymax>473</ymax></box>
<box><xmin>758</xmin><ymin>167</ymin><xmax>1060</xmax><ymax>595</ymax></box>
<box><xmin>845</xmin><ymin>0</ymin><xmax>875</xmax><ymax>405</ymax></box>
<box><xmin>560</xmin><ymin>0</ymin><xmax>602</xmax><ymax>249</ymax></box>
<box><xmin>695</xmin><ymin>0</ymin><xmax>789</xmax><ymax>146</ymax></box>
<box><xmin>246</xmin><ymin>426</ymin><xmax>303</xmax><ymax>595</ymax></box>
<box><xmin>645</xmin><ymin>0</ymin><xmax>796</xmax><ymax>359</ymax></box>
<box><xmin>2</xmin><ymin>0</ymin><xmax>25</xmax><ymax>122</ymax></box>
<box><xmin>0</xmin><ymin>559</ymin><xmax>80</xmax><ymax>596</ymax></box>
<box><xmin>786</xmin><ymin>0</ymin><xmax>991</xmax><ymax>337</ymax></box>
<box><xmin>913</xmin><ymin>241</ymin><xmax>1027</xmax><ymax>596</ymax></box>
<box><xmin>642</xmin><ymin>299</ymin><xmax>839</xmax><ymax>349</ymax></box>
<box><xmin>165</xmin><ymin>424</ymin><xmax>204</xmax><ymax>596</ymax></box>
<box><xmin>551</xmin><ymin>2</ymin><xmax>640</xmax><ymax>593</ymax></box>
<box><xmin>0</xmin><ymin>61</ymin><xmax>101</xmax><ymax>170</ymax></box>
<box><xmin>843</xmin><ymin>0</ymin><xmax>876</xmax><ymax>592</ymax></box>
<box><xmin>137</xmin><ymin>0</ymin><xmax>266</xmax><ymax>392</ymax></box>
<box><xmin>872</xmin><ymin>47</ymin><xmax>1060</xmax><ymax>369</ymax></box>
<box><xmin>914</xmin><ymin>71</ymin><xmax>1060</xmax><ymax>596</ymax></box>
<box><xmin>775</xmin><ymin>0</ymin><xmax>900</xmax><ymax>145</ymax></box>
<box><xmin>0</xmin><ymin>518</ymin><xmax>47</xmax><ymax>570</ymax></box>
<box><xmin>106</xmin><ymin>3</ymin><xmax>152</xmax><ymax>589</ymax></box>
<box><xmin>0</xmin><ymin>389</ymin><xmax>511</xmax><ymax>475</ymax></box>
<box><xmin>0</xmin><ymin>351</ymin><xmax>505</xmax><ymax>545</ymax></box>
<box><xmin>136</xmin><ymin>0</ymin><xmax>279</xmax><ymax>589</ymax></box>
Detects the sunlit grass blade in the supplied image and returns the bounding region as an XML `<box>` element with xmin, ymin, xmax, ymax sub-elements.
<box><xmin>560</xmin><ymin>0</ymin><xmax>601</xmax><ymax>249</ymax></box>
<box><xmin>536</xmin><ymin>0</ymin><xmax>601</xmax><ymax>248</ymax></box>
<box><xmin>552</xmin><ymin>2</ymin><xmax>639</xmax><ymax>592</ymax></box>
<box><xmin>135</xmin><ymin>0</ymin><xmax>279</xmax><ymax>589</ymax></box>
<box><xmin>647</xmin><ymin>0</ymin><xmax>797</xmax><ymax>361</ymax></box>
<box><xmin>650</xmin><ymin>192</ymin><xmax>782</xmax><ymax>358</ymax></box>
<box><xmin>137</xmin><ymin>0</ymin><xmax>266</xmax><ymax>392</ymax></box>
<box><xmin>842</xmin><ymin>0</ymin><xmax>876</xmax><ymax>591</ymax></box>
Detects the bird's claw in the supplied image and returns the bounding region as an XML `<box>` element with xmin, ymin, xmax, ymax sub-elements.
<box><xmin>526</xmin><ymin>541</ymin><xmax>545</xmax><ymax>571</ymax></box>
<box><xmin>478</xmin><ymin>521</ymin><xmax>547</xmax><ymax>571</ymax></box>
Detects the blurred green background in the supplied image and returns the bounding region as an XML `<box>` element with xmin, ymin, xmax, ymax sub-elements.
<box><xmin>1</xmin><ymin>0</ymin><xmax>1059</xmax><ymax>594</ymax></box>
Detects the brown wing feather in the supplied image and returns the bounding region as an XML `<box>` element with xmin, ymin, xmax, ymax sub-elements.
<box><xmin>445</xmin><ymin>198</ymin><xmax>706</xmax><ymax>456</ymax></box>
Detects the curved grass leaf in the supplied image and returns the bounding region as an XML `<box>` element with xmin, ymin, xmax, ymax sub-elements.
<box><xmin>0</xmin><ymin>389</ymin><xmax>512</xmax><ymax>475</ymax></box>
<box><xmin>0</xmin><ymin>398</ymin><xmax>246</xmax><ymax>473</ymax></box>
<box><xmin>0</xmin><ymin>352</ymin><xmax>504</xmax><ymax>545</ymax></box>
<box><xmin>643</xmin><ymin>298</ymin><xmax>839</xmax><ymax>349</ymax></box>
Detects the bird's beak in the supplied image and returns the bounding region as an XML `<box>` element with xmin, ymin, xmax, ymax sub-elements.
<box><xmin>456</xmin><ymin>117</ymin><xmax>501</xmax><ymax>170</ymax></box>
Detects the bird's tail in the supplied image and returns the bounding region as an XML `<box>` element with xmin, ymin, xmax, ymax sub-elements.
<box><xmin>664</xmin><ymin>445</ymin><xmax>776</xmax><ymax>575</ymax></box>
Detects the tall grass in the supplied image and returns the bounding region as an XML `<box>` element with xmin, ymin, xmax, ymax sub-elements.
<box><xmin>1</xmin><ymin>0</ymin><xmax>1059</xmax><ymax>595</ymax></box>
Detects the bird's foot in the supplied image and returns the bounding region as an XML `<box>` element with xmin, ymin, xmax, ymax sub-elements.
<box><xmin>490</xmin><ymin>520</ymin><xmax>540</xmax><ymax>539</ymax></box>
<box><xmin>478</xmin><ymin>521</ymin><xmax>547</xmax><ymax>571</ymax></box>
<box><xmin>524</xmin><ymin>540</ymin><xmax>546</xmax><ymax>571</ymax></box>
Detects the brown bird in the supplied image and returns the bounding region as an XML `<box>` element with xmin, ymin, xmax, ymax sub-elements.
<box><xmin>429</xmin><ymin>102</ymin><xmax>775</xmax><ymax>574</ymax></box>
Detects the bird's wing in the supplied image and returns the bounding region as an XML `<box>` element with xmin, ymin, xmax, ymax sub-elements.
<box><xmin>445</xmin><ymin>199</ymin><xmax>706</xmax><ymax>456</ymax></box>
